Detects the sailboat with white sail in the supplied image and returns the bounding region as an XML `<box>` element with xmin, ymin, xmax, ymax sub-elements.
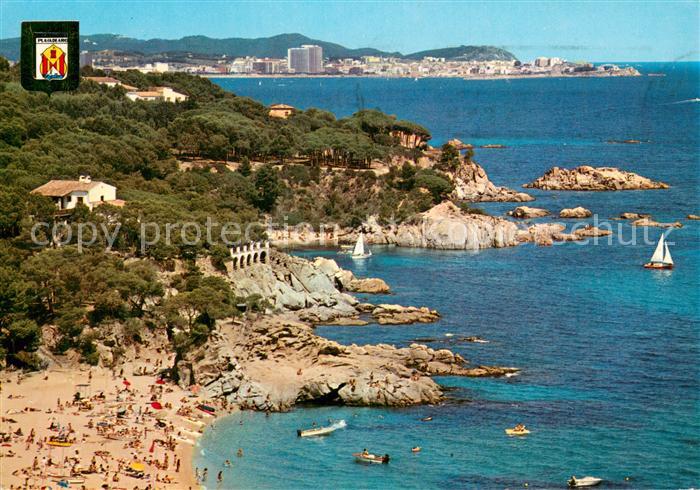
<box><xmin>351</xmin><ymin>232</ymin><xmax>372</xmax><ymax>259</ymax></box>
<box><xmin>644</xmin><ymin>234</ymin><xmax>674</xmax><ymax>270</ymax></box>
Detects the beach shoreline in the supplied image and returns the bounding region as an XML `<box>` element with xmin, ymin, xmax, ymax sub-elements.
<box><xmin>202</xmin><ymin>72</ymin><xmax>643</xmax><ymax>80</ymax></box>
<box><xmin>0</xmin><ymin>363</ymin><xmax>230</xmax><ymax>489</ymax></box>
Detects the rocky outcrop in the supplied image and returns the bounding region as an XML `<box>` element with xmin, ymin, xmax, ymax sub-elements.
<box><xmin>314</xmin><ymin>257</ymin><xmax>390</xmax><ymax>294</ymax></box>
<box><xmin>223</xmin><ymin>252</ymin><xmax>360</xmax><ymax>321</ymax></box>
<box><xmin>447</xmin><ymin>139</ymin><xmax>473</xmax><ymax>150</ymax></box>
<box><xmin>631</xmin><ymin>217</ymin><xmax>683</xmax><ymax>228</ymax></box>
<box><xmin>618</xmin><ymin>212</ymin><xmax>651</xmax><ymax>220</ymax></box>
<box><xmin>524</xmin><ymin>166</ymin><xmax>669</xmax><ymax>191</ymax></box>
<box><xmin>450</xmin><ymin>160</ymin><xmax>533</xmax><ymax>202</ymax></box>
<box><xmin>507</xmin><ymin>206</ymin><xmax>550</xmax><ymax>219</ymax></box>
<box><xmin>371</xmin><ymin>304</ymin><xmax>440</xmax><ymax>325</ymax></box>
<box><xmin>517</xmin><ymin>223</ymin><xmax>566</xmax><ymax>246</ymax></box>
<box><xmin>185</xmin><ymin>317</ymin><xmax>517</xmax><ymax>411</ymax></box>
<box><xmin>566</xmin><ymin>225</ymin><xmax>613</xmax><ymax>239</ymax></box>
<box><xmin>518</xmin><ymin>223</ymin><xmax>612</xmax><ymax>245</ymax></box>
<box><xmin>559</xmin><ymin>206</ymin><xmax>592</xmax><ymax>218</ymax></box>
<box><xmin>364</xmin><ymin>201</ymin><xmax>519</xmax><ymax>250</ymax></box>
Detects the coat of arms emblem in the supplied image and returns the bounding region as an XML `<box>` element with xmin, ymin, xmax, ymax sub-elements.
<box><xmin>35</xmin><ymin>37</ymin><xmax>68</xmax><ymax>80</ymax></box>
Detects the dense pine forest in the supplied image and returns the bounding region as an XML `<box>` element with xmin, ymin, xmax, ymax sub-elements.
<box><xmin>0</xmin><ymin>57</ymin><xmax>461</xmax><ymax>370</ymax></box>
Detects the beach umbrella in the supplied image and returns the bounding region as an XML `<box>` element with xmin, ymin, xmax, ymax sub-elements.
<box><xmin>57</xmin><ymin>480</ymin><xmax>70</xmax><ymax>488</ymax></box>
<box><xmin>155</xmin><ymin>379</ymin><xmax>165</xmax><ymax>385</ymax></box>
<box><xmin>130</xmin><ymin>461</ymin><xmax>145</xmax><ymax>472</ymax></box>
<box><xmin>122</xmin><ymin>379</ymin><xmax>131</xmax><ymax>386</ymax></box>
<box><xmin>189</xmin><ymin>384</ymin><xmax>201</xmax><ymax>394</ymax></box>
<box><xmin>150</xmin><ymin>401</ymin><xmax>163</xmax><ymax>410</ymax></box>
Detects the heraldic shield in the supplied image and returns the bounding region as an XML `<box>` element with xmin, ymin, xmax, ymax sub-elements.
<box><xmin>21</xmin><ymin>21</ymin><xmax>79</xmax><ymax>93</ymax></box>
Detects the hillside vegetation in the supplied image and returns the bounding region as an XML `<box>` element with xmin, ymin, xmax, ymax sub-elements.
<box><xmin>0</xmin><ymin>33</ymin><xmax>517</xmax><ymax>62</ymax></box>
<box><xmin>0</xmin><ymin>58</ymin><xmax>460</xmax><ymax>370</ymax></box>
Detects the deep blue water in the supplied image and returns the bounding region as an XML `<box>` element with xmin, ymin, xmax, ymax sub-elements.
<box><xmin>194</xmin><ymin>63</ymin><xmax>700</xmax><ymax>488</ymax></box>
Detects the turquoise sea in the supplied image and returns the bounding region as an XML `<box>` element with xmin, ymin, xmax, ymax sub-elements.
<box><xmin>194</xmin><ymin>63</ymin><xmax>700</xmax><ymax>488</ymax></box>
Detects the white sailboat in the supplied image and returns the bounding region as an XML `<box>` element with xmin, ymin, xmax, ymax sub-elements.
<box><xmin>644</xmin><ymin>234</ymin><xmax>674</xmax><ymax>269</ymax></box>
<box><xmin>351</xmin><ymin>232</ymin><xmax>372</xmax><ymax>259</ymax></box>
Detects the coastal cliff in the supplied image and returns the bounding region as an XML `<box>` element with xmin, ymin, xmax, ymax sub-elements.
<box><xmin>524</xmin><ymin>166</ymin><xmax>669</xmax><ymax>191</ymax></box>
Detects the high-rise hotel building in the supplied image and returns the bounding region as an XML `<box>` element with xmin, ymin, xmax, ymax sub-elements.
<box><xmin>287</xmin><ymin>45</ymin><xmax>323</xmax><ymax>73</ymax></box>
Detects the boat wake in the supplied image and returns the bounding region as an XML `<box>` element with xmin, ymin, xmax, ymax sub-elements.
<box><xmin>329</xmin><ymin>419</ymin><xmax>347</xmax><ymax>431</ymax></box>
<box><xmin>671</xmin><ymin>98</ymin><xmax>700</xmax><ymax>104</ymax></box>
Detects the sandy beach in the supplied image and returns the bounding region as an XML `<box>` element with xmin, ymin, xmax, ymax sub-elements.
<box><xmin>0</xmin><ymin>362</ymin><xmax>233</xmax><ymax>489</ymax></box>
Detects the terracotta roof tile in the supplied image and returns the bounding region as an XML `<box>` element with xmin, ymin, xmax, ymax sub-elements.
<box><xmin>31</xmin><ymin>180</ymin><xmax>105</xmax><ymax>197</ymax></box>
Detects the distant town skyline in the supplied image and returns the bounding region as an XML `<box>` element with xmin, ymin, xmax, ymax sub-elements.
<box><xmin>1</xmin><ymin>1</ymin><xmax>698</xmax><ymax>62</ymax></box>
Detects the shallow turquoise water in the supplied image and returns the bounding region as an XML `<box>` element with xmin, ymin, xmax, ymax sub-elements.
<box><xmin>194</xmin><ymin>64</ymin><xmax>700</xmax><ymax>488</ymax></box>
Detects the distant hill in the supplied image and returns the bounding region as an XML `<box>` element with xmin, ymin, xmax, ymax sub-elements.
<box><xmin>404</xmin><ymin>45</ymin><xmax>517</xmax><ymax>62</ymax></box>
<box><xmin>0</xmin><ymin>33</ymin><xmax>517</xmax><ymax>62</ymax></box>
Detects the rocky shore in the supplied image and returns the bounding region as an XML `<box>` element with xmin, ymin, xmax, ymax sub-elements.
<box><xmin>364</xmin><ymin>201</ymin><xmax>520</xmax><ymax>250</ymax></box>
<box><xmin>179</xmin><ymin>252</ymin><xmax>518</xmax><ymax>411</ymax></box>
<box><xmin>179</xmin><ymin>316</ymin><xmax>517</xmax><ymax>411</ymax></box>
<box><xmin>524</xmin><ymin>166</ymin><xmax>669</xmax><ymax>191</ymax></box>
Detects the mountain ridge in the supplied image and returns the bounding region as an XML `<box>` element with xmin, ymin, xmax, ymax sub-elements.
<box><xmin>0</xmin><ymin>32</ymin><xmax>517</xmax><ymax>62</ymax></box>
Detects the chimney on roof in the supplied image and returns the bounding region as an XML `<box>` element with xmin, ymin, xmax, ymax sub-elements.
<box><xmin>79</xmin><ymin>175</ymin><xmax>86</xmax><ymax>182</ymax></box>
<box><xmin>78</xmin><ymin>175</ymin><xmax>92</xmax><ymax>183</ymax></box>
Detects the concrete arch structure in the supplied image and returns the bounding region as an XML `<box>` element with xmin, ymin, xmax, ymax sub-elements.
<box><xmin>230</xmin><ymin>241</ymin><xmax>270</xmax><ymax>270</ymax></box>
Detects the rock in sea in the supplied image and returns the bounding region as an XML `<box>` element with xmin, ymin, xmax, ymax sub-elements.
<box><xmin>524</xmin><ymin>166</ymin><xmax>669</xmax><ymax>191</ymax></box>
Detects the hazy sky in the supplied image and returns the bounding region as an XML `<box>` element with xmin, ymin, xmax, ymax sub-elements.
<box><xmin>1</xmin><ymin>1</ymin><xmax>698</xmax><ymax>61</ymax></box>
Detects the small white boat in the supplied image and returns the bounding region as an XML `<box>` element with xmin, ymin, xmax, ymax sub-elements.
<box><xmin>351</xmin><ymin>233</ymin><xmax>372</xmax><ymax>259</ymax></box>
<box><xmin>568</xmin><ymin>476</ymin><xmax>603</xmax><ymax>487</ymax></box>
<box><xmin>353</xmin><ymin>451</ymin><xmax>390</xmax><ymax>464</ymax></box>
<box><xmin>644</xmin><ymin>234</ymin><xmax>674</xmax><ymax>270</ymax></box>
<box><xmin>297</xmin><ymin>420</ymin><xmax>346</xmax><ymax>437</ymax></box>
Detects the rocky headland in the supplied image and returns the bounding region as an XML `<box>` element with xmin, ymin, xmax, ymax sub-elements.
<box><xmin>450</xmin><ymin>160</ymin><xmax>534</xmax><ymax>202</ymax></box>
<box><xmin>177</xmin><ymin>251</ymin><xmax>518</xmax><ymax>411</ymax></box>
<box><xmin>180</xmin><ymin>316</ymin><xmax>516</xmax><ymax>411</ymax></box>
<box><xmin>524</xmin><ymin>166</ymin><xmax>669</xmax><ymax>191</ymax></box>
<box><xmin>363</xmin><ymin>201</ymin><xmax>520</xmax><ymax>250</ymax></box>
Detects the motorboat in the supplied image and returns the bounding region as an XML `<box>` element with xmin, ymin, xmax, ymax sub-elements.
<box><xmin>353</xmin><ymin>451</ymin><xmax>390</xmax><ymax>464</ymax></box>
<box><xmin>568</xmin><ymin>476</ymin><xmax>603</xmax><ymax>487</ymax></box>
<box><xmin>505</xmin><ymin>425</ymin><xmax>530</xmax><ymax>436</ymax></box>
<box><xmin>297</xmin><ymin>420</ymin><xmax>346</xmax><ymax>437</ymax></box>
